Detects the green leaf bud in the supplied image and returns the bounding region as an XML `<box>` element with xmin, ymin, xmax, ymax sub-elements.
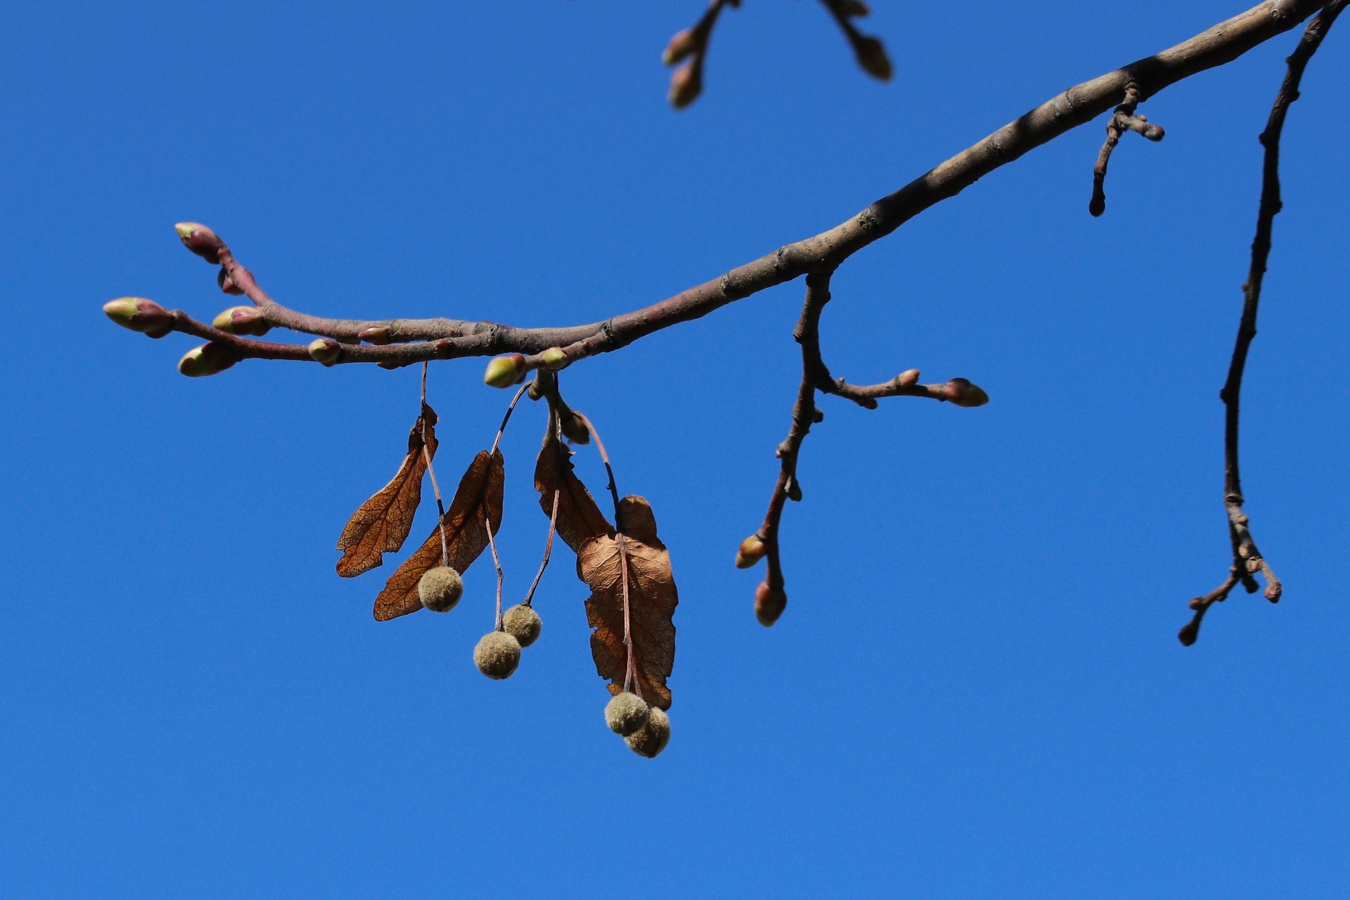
<box><xmin>540</xmin><ymin>347</ymin><xmax>567</xmax><ymax>371</ymax></box>
<box><xmin>501</xmin><ymin>603</ymin><xmax>542</xmax><ymax>647</ymax></box>
<box><xmin>178</xmin><ymin>342</ymin><xmax>240</xmax><ymax>377</ymax></box>
<box><xmin>358</xmin><ymin>326</ymin><xmax>391</xmax><ymax>345</ymax></box>
<box><xmin>307</xmin><ymin>338</ymin><xmax>341</xmax><ymax>366</ymax></box>
<box><xmin>103</xmin><ymin>297</ymin><xmax>173</xmax><ymax>338</ymax></box>
<box><xmin>474</xmin><ymin>631</ymin><xmax>522</xmax><ymax>680</ymax></box>
<box><xmin>174</xmin><ymin>222</ymin><xmax>223</xmax><ymax>264</ymax></box>
<box><xmin>418</xmin><ymin>565</ymin><xmax>464</xmax><ymax>613</ymax></box>
<box><xmin>943</xmin><ymin>377</ymin><xmax>989</xmax><ymax>408</ymax></box>
<box><xmin>212</xmin><ymin>306</ymin><xmax>269</xmax><ymax>336</ymax></box>
<box><xmin>735</xmin><ymin>535</ymin><xmax>767</xmax><ymax>569</ymax></box>
<box><xmin>483</xmin><ymin>353</ymin><xmax>527</xmax><ymax>388</ymax></box>
<box><xmin>605</xmin><ymin>691</ymin><xmax>650</xmax><ymax>737</ymax></box>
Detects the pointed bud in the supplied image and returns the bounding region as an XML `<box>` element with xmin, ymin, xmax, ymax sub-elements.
<box><xmin>216</xmin><ymin>267</ymin><xmax>244</xmax><ymax>295</ymax></box>
<box><xmin>668</xmin><ymin>63</ymin><xmax>702</xmax><ymax>110</ymax></box>
<box><xmin>662</xmin><ymin>28</ymin><xmax>697</xmax><ymax>66</ymax></box>
<box><xmin>853</xmin><ymin>36</ymin><xmax>892</xmax><ymax>81</ymax></box>
<box><xmin>897</xmin><ymin>368</ymin><xmax>920</xmax><ymax>388</ymax></box>
<box><xmin>484</xmin><ymin>353</ymin><xmax>527</xmax><ymax>388</ymax></box>
<box><xmin>560</xmin><ymin>411</ymin><xmax>591</xmax><ymax>445</ymax></box>
<box><xmin>307</xmin><ymin>338</ymin><xmax>341</xmax><ymax>366</ymax></box>
<box><xmin>212</xmin><ymin>305</ymin><xmax>269</xmax><ymax>336</ymax></box>
<box><xmin>943</xmin><ymin>377</ymin><xmax>989</xmax><ymax>407</ymax></box>
<box><xmin>735</xmin><ymin>535</ymin><xmax>767</xmax><ymax>569</ymax></box>
<box><xmin>174</xmin><ymin>222</ymin><xmax>223</xmax><ymax>264</ymax></box>
<box><xmin>104</xmin><ymin>297</ymin><xmax>173</xmax><ymax>338</ymax></box>
<box><xmin>178</xmin><ymin>342</ymin><xmax>240</xmax><ymax>377</ymax></box>
<box><xmin>755</xmin><ymin>580</ymin><xmax>787</xmax><ymax>627</ymax></box>
<box><xmin>540</xmin><ymin>347</ymin><xmax>567</xmax><ymax>371</ymax></box>
<box><xmin>358</xmin><ymin>325</ymin><xmax>391</xmax><ymax>345</ymax></box>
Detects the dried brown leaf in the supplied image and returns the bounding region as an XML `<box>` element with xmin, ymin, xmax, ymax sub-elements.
<box><xmin>534</xmin><ymin>425</ymin><xmax>612</xmax><ymax>553</ymax></box>
<box><xmin>336</xmin><ymin>404</ymin><xmax>439</xmax><ymax>577</ymax></box>
<box><xmin>579</xmin><ymin>496</ymin><xmax>677</xmax><ymax>710</ymax></box>
<box><xmin>372</xmin><ymin>448</ymin><xmax>505</xmax><ymax>621</ymax></box>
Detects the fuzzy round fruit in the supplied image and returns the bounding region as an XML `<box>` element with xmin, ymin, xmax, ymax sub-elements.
<box><xmin>501</xmin><ymin>604</ymin><xmax>542</xmax><ymax>647</ymax></box>
<box><xmin>624</xmin><ymin>707</ymin><xmax>671</xmax><ymax>758</ymax></box>
<box><xmin>474</xmin><ymin>631</ymin><xmax>521</xmax><ymax>680</ymax></box>
<box><xmin>604</xmin><ymin>691</ymin><xmax>650</xmax><ymax>737</ymax></box>
<box><xmin>418</xmin><ymin>566</ymin><xmax>463</xmax><ymax>613</ymax></box>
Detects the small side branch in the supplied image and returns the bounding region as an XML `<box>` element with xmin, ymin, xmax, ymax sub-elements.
<box><xmin>1088</xmin><ymin>81</ymin><xmax>1165</xmax><ymax>217</ymax></box>
<box><xmin>1179</xmin><ymin>0</ymin><xmax>1344</xmax><ymax>646</ymax></box>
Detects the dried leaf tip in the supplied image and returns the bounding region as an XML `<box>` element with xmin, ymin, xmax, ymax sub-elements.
<box><xmin>104</xmin><ymin>297</ymin><xmax>172</xmax><ymax>338</ymax></box>
<box><xmin>174</xmin><ymin>222</ymin><xmax>223</xmax><ymax>264</ymax></box>
<box><xmin>484</xmin><ymin>353</ymin><xmax>528</xmax><ymax>388</ymax></box>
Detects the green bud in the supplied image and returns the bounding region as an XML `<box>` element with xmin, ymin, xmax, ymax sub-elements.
<box><xmin>735</xmin><ymin>535</ymin><xmax>767</xmax><ymax>569</ymax></box>
<box><xmin>624</xmin><ymin>707</ymin><xmax>671</xmax><ymax>758</ymax></box>
<box><xmin>668</xmin><ymin>64</ymin><xmax>701</xmax><ymax>110</ymax></box>
<box><xmin>178</xmin><ymin>342</ymin><xmax>240</xmax><ymax>377</ymax></box>
<box><xmin>605</xmin><ymin>691</ymin><xmax>650</xmax><ymax>737</ymax></box>
<box><xmin>418</xmin><ymin>565</ymin><xmax>464</xmax><ymax>613</ymax></box>
<box><xmin>755</xmin><ymin>580</ymin><xmax>787</xmax><ymax>627</ymax></box>
<box><xmin>212</xmin><ymin>306</ymin><xmax>269</xmax><ymax>337</ymax></box>
<box><xmin>474</xmin><ymin>631</ymin><xmax>522</xmax><ymax>680</ymax></box>
<box><xmin>174</xmin><ymin>222</ymin><xmax>223</xmax><ymax>264</ymax></box>
<box><xmin>662</xmin><ymin>28</ymin><xmax>697</xmax><ymax>66</ymax></box>
<box><xmin>540</xmin><ymin>347</ymin><xmax>567</xmax><ymax>371</ymax></box>
<box><xmin>502</xmin><ymin>603</ymin><xmax>542</xmax><ymax>647</ymax></box>
<box><xmin>944</xmin><ymin>377</ymin><xmax>989</xmax><ymax>408</ymax></box>
<box><xmin>103</xmin><ymin>297</ymin><xmax>173</xmax><ymax>338</ymax></box>
<box><xmin>483</xmin><ymin>353</ymin><xmax>527</xmax><ymax>388</ymax></box>
<box><xmin>307</xmin><ymin>339</ymin><xmax>341</xmax><ymax>366</ymax></box>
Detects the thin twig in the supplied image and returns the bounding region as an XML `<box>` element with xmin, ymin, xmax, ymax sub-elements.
<box><xmin>521</xmin><ymin>410</ymin><xmax>564</xmax><ymax>609</ymax></box>
<box><xmin>574</xmin><ymin>412</ymin><xmax>623</xmax><ymax>526</ymax></box>
<box><xmin>1089</xmin><ymin>81</ymin><xmax>1166</xmax><ymax>217</ymax></box>
<box><xmin>1180</xmin><ymin>0</ymin><xmax>1343</xmax><ymax>646</ymax></box>
<box><xmin>485</xmin><ymin>506</ymin><xmax>505</xmax><ymax>631</ymax></box>
<box><xmin>490</xmin><ymin>380</ymin><xmax>533</xmax><ymax>456</ymax></box>
<box><xmin>420</xmin><ymin>363</ymin><xmax>450</xmax><ymax>567</ymax></box>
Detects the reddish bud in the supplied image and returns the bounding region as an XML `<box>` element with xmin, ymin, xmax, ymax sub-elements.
<box><xmin>735</xmin><ymin>535</ymin><xmax>767</xmax><ymax>569</ymax></box>
<box><xmin>943</xmin><ymin>377</ymin><xmax>989</xmax><ymax>408</ymax></box>
<box><xmin>307</xmin><ymin>338</ymin><xmax>341</xmax><ymax>366</ymax></box>
<box><xmin>662</xmin><ymin>29</ymin><xmax>697</xmax><ymax>66</ymax></box>
<box><xmin>853</xmin><ymin>36</ymin><xmax>892</xmax><ymax>81</ymax></box>
<box><xmin>897</xmin><ymin>368</ymin><xmax>920</xmax><ymax>388</ymax></box>
<box><xmin>216</xmin><ymin>267</ymin><xmax>245</xmax><ymax>295</ymax></box>
<box><xmin>104</xmin><ymin>297</ymin><xmax>173</xmax><ymax>338</ymax></box>
<box><xmin>755</xmin><ymin>580</ymin><xmax>787</xmax><ymax>626</ymax></box>
<box><xmin>484</xmin><ymin>353</ymin><xmax>527</xmax><ymax>388</ymax></box>
<box><xmin>668</xmin><ymin>64</ymin><xmax>702</xmax><ymax>110</ymax></box>
<box><xmin>358</xmin><ymin>326</ymin><xmax>392</xmax><ymax>345</ymax></box>
<box><xmin>212</xmin><ymin>306</ymin><xmax>269</xmax><ymax>337</ymax></box>
<box><xmin>178</xmin><ymin>342</ymin><xmax>240</xmax><ymax>377</ymax></box>
<box><xmin>174</xmin><ymin>222</ymin><xmax>223</xmax><ymax>264</ymax></box>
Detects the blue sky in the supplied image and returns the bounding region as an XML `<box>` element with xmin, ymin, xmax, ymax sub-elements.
<box><xmin>2</xmin><ymin>1</ymin><xmax>1348</xmax><ymax>896</ymax></box>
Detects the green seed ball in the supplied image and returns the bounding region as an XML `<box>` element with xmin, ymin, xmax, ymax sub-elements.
<box><xmin>624</xmin><ymin>707</ymin><xmax>671</xmax><ymax>758</ymax></box>
<box><xmin>501</xmin><ymin>604</ymin><xmax>542</xmax><ymax>648</ymax></box>
<box><xmin>473</xmin><ymin>630</ymin><xmax>521</xmax><ymax>680</ymax></box>
<box><xmin>604</xmin><ymin>691</ymin><xmax>650</xmax><ymax>736</ymax></box>
<box><xmin>418</xmin><ymin>565</ymin><xmax>463</xmax><ymax>613</ymax></box>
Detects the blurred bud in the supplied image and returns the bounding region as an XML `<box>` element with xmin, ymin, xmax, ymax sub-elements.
<box><xmin>216</xmin><ymin>267</ymin><xmax>245</xmax><ymax>295</ymax></box>
<box><xmin>174</xmin><ymin>222</ymin><xmax>223</xmax><ymax>264</ymax></box>
<box><xmin>897</xmin><ymin>368</ymin><xmax>920</xmax><ymax>388</ymax></box>
<box><xmin>540</xmin><ymin>347</ymin><xmax>567</xmax><ymax>371</ymax></box>
<box><xmin>735</xmin><ymin>535</ymin><xmax>767</xmax><ymax>569</ymax></box>
<box><xmin>853</xmin><ymin>36</ymin><xmax>892</xmax><ymax>81</ymax></box>
<box><xmin>943</xmin><ymin>377</ymin><xmax>989</xmax><ymax>407</ymax></box>
<box><xmin>212</xmin><ymin>306</ymin><xmax>269</xmax><ymax>337</ymax></box>
<box><xmin>484</xmin><ymin>353</ymin><xmax>527</xmax><ymax>388</ymax></box>
<box><xmin>837</xmin><ymin>0</ymin><xmax>870</xmax><ymax>16</ymax></box>
<box><xmin>755</xmin><ymin>580</ymin><xmax>787</xmax><ymax>627</ymax></box>
<box><xmin>358</xmin><ymin>325</ymin><xmax>391</xmax><ymax>345</ymax></box>
<box><xmin>307</xmin><ymin>338</ymin><xmax>341</xmax><ymax>366</ymax></box>
<box><xmin>560</xmin><ymin>411</ymin><xmax>591</xmax><ymax>445</ymax></box>
<box><xmin>668</xmin><ymin>63</ymin><xmax>702</xmax><ymax>110</ymax></box>
<box><xmin>104</xmin><ymin>297</ymin><xmax>173</xmax><ymax>338</ymax></box>
<box><xmin>1178</xmin><ymin>620</ymin><xmax>1200</xmax><ymax>646</ymax></box>
<box><xmin>178</xmin><ymin>342</ymin><xmax>240</xmax><ymax>377</ymax></box>
<box><xmin>662</xmin><ymin>28</ymin><xmax>697</xmax><ymax>66</ymax></box>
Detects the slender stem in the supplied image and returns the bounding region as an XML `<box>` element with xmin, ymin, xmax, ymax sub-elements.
<box><xmin>486</xmin><ymin>507</ymin><xmax>505</xmax><ymax>631</ymax></box>
<box><xmin>419</xmin><ymin>363</ymin><xmax>449</xmax><ymax>567</ymax></box>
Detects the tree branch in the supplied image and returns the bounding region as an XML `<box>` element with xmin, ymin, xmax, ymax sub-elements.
<box><xmin>1179</xmin><ymin>0</ymin><xmax>1344</xmax><ymax>646</ymax></box>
